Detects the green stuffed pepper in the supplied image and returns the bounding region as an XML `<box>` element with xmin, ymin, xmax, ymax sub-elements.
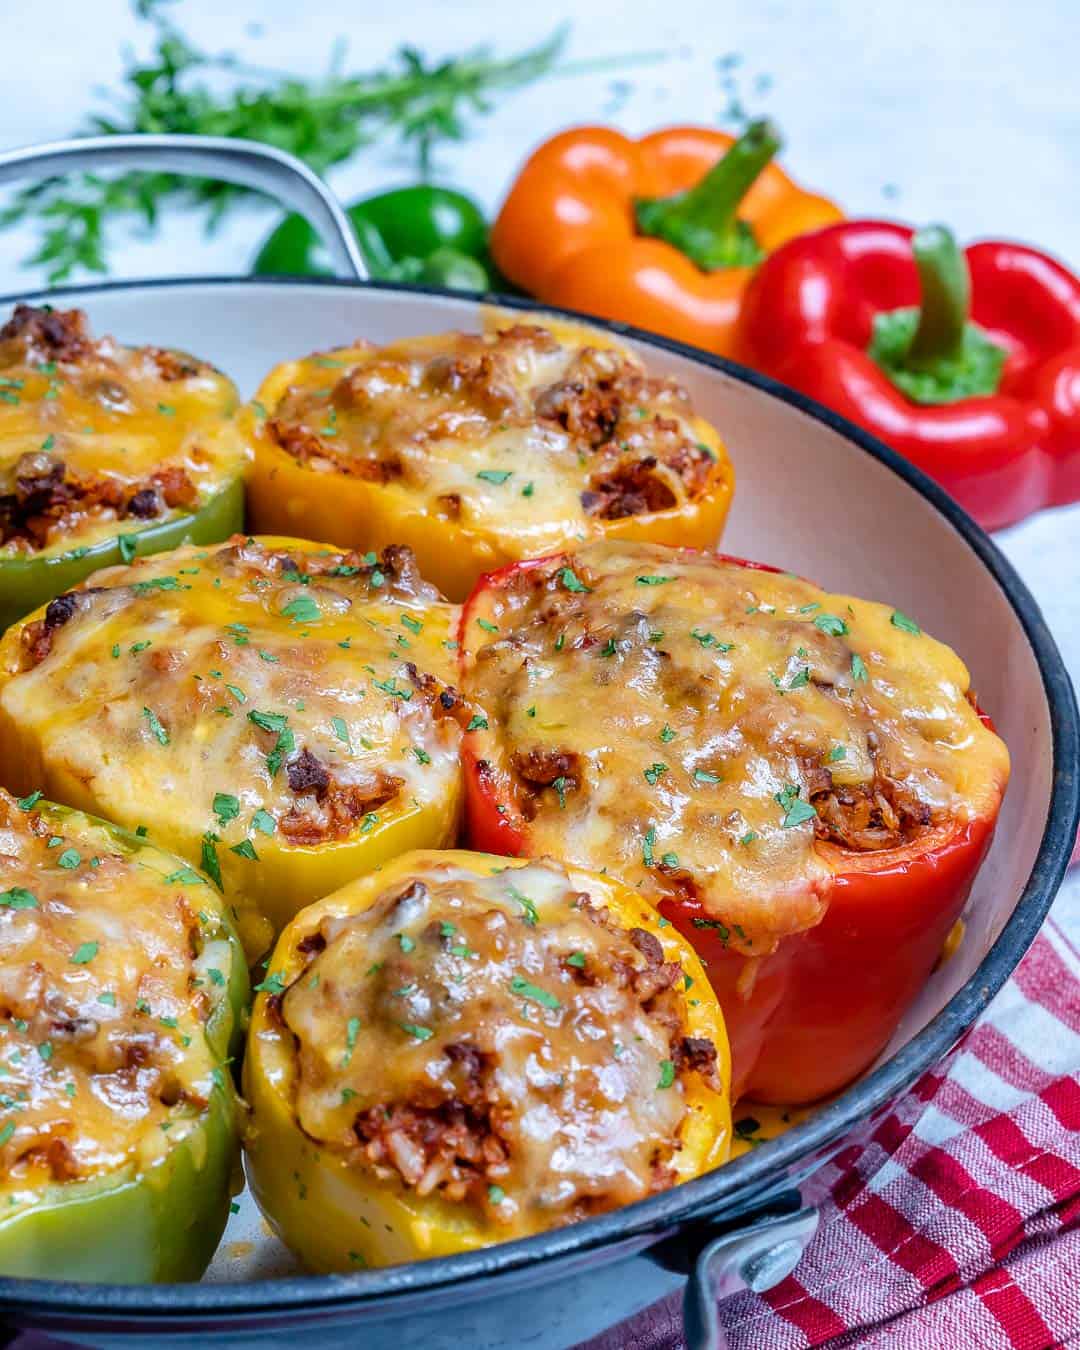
<box><xmin>253</xmin><ymin>184</ymin><xmax>496</xmax><ymax>291</ymax></box>
<box><xmin>0</xmin><ymin>303</ymin><xmax>248</xmax><ymax>632</ymax></box>
<box><xmin>0</xmin><ymin>788</ymin><xmax>248</xmax><ymax>1282</ymax></box>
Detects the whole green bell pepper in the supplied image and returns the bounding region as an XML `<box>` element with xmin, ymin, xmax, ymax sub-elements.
<box><xmin>0</xmin><ymin>477</ymin><xmax>245</xmax><ymax>634</ymax></box>
<box><xmin>0</xmin><ymin>799</ymin><xmax>249</xmax><ymax>1283</ymax></box>
<box><xmin>253</xmin><ymin>185</ymin><xmax>495</xmax><ymax>291</ymax></box>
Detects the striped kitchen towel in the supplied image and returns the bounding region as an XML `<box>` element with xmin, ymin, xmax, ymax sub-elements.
<box><xmin>585</xmin><ymin>913</ymin><xmax>1080</xmax><ymax>1349</ymax></box>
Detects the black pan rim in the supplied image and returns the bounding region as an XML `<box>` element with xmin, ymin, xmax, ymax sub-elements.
<box><xmin>0</xmin><ymin>274</ymin><xmax>1076</xmax><ymax>1320</ymax></box>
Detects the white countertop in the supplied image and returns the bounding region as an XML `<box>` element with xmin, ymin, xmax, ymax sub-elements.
<box><xmin>2</xmin><ymin>0</ymin><xmax>1078</xmax><ymax>930</ymax></box>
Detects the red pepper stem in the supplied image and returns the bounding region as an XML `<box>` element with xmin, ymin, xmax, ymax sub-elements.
<box><xmin>907</xmin><ymin>225</ymin><xmax>970</xmax><ymax>366</ymax></box>
<box><xmin>670</xmin><ymin>118</ymin><xmax>782</xmax><ymax>227</ymax></box>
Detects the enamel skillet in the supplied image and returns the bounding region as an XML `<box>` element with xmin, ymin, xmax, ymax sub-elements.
<box><xmin>0</xmin><ymin>135</ymin><xmax>1075</xmax><ymax>1350</ymax></box>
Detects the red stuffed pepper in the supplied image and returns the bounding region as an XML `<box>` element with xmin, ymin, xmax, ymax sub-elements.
<box><xmin>737</xmin><ymin>222</ymin><xmax>1080</xmax><ymax>531</ymax></box>
<box><xmin>458</xmin><ymin>540</ymin><xmax>1009</xmax><ymax>1103</ymax></box>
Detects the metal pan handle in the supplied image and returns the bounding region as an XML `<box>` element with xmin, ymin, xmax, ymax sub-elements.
<box><xmin>0</xmin><ymin>133</ymin><xmax>368</xmax><ymax>281</ymax></box>
<box><xmin>683</xmin><ymin>1206</ymin><xmax>818</xmax><ymax>1350</ymax></box>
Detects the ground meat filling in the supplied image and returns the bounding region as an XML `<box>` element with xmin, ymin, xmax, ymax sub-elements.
<box><xmin>278</xmin><ymin>745</ymin><xmax>404</xmax><ymax>846</ymax></box>
<box><xmin>279</xmin><ymin>860</ymin><xmax>718</xmax><ymax>1224</ymax></box>
<box><xmin>0</xmin><ymin>305</ymin><xmax>93</xmax><ymax>364</ymax></box>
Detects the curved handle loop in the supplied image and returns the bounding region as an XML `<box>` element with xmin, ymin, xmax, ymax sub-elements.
<box><xmin>0</xmin><ymin>133</ymin><xmax>367</xmax><ymax>282</ymax></box>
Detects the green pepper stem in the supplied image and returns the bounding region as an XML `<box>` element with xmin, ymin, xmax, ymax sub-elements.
<box><xmin>672</xmin><ymin>118</ymin><xmax>781</xmax><ymax>225</ymax></box>
<box><xmin>907</xmin><ymin>225</ymin><xmax>970</xmax><ymax>366</ymax></box>
<box><xmin>633</xmin><ymin>119</ymin><xmax>782</xmax><ymax>271</ymax></box>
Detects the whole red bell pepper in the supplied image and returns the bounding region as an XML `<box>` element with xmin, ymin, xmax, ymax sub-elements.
<box><xmin>458</xmin><ymin>551</ymin><xmax>1006</xmax><ymax>1103</ymax></box>
<box><xmin>737</xmin><ymin>221</ymin><xmax>1080</xmax><ymax>531</ymax></box>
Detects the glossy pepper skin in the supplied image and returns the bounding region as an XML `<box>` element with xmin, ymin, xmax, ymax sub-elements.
<box><xmin>737</xmin><ymin>221</ymin><xmax>1080</xmax><ymax>531</ymax></box>
<box><xmin>459</xmin><ymin>553</ymin><xmax>1005</xmax><ymax>1104</ymax></box>
<box><xmin>491</xmin><ymin>123</ymin><xmax>842</xmax><ymax>356</ymax></box>
<box><xmin>244</xmin><ymin>848</ymin><xmax>731</xmax><ymax>1270</ymax></box>
<box><xmin>253</xmin><ymin>185</ymin><xmax>494</xmax><ymax>291</ymax></box>
<box><xmin>0</xmin><ymin>477</ymin><xmax>243</xmax><ymax>634</ymax></box>
<box><xmin>0</xmin><ymin>802</ymin><xmax>248</xmax><ymax>1282</ymax></box>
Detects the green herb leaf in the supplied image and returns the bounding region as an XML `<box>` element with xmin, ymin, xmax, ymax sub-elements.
<box><xmin>510</xmin><ymin>977</ymin><xmax>561</xmax><ymax>1011</ymax></box>
<box><xmin>813</xmin><ymin>613</ymin><xmax>849</xmax><ymax>637</ymax></box>
<box><xmin>559</xmin><ymin>567</ymin><xmax>590</xmax><ymax>593</ymax></box>
<box><xmin>70</xmin><ymin>941</ymin><xmax>98</xmax><ymax>965</ymax></box>
<box><xmin>657</xmin><ymin>1059</ymin><xmax>676</xmax><ymax>1089</ymax></box>
<box><xmin>0</xmin><ymin>888</ymin><xmax>37</xmax><ymax>909</ymax></box>
<box><xmin>282</xmin><ymin>594</ymin><xmax>320</xmax><ymax>624</ymax></box>
<box><xmin>477</xmin><ymin>469</ymin><xmax>512</xmax><ymax>484</ymax></box>
<box><xmin>213</xmin><ymin>792</ymin><xmax>240</xmax><ymax>825</ymax></box>
<box><xmin>143</xmin><ymin>706</ymin><xmax>169</xmax><ymax>745</ymax></box>
<box><xmin>890</xmin><ymin>609</ymin><xmax>921</xmax><ymax>635</ymax></box>
<box><xmin>15</xmin><ymin>791</ymin><xmax>42</xmax><ymax>811</ymax></box>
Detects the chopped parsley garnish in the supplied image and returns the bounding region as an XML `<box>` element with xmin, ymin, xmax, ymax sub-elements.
<box><xmin>851</xmin><ymin>653</ymin><xmax>869</xmax><ymax>683</ymax></box>
<box><xmin>477</xmin><ymin>469</ymin><xmax>512</xmax><ymax>484</ymax></box>
<box><xmin>252</xmin><ymin>809</ymin><xmax>276</xmax><ymax>836</ymax></box>
<box><xmin>254</xmin><ymin>972</ymin><xmax>286</xmax><ymax>995</ymax></box>
<box><xmin>371</xmin><ymin>676</ymin><xmax>412</xmax><ymax>701</ymax></box>
<box><xmin>642</xmin><ymin>826</ymin><xmax>656</xmax><ymax>867</ymax></box>
<box><xmin>507</xmin><ymin>886</ymin><xmax>539</xmax><ymax>926</ymax></box>
<box><xmin>70</xmin><ymin>941</ymin><xmax>98</xmax><ymax>965</ymax></box>
<box><xmin>694</xmin><ymin>768</ymin><xmax>723</xmax><ymax>785</ymax></box>
<box><xmin>15</xmin><ymin>791</ymin><xmax>42</xmax><ymax>811</ymax></box>
<box><xmin>231</xmin><ymin>839</ymin><xmax>259</xmax><ymax>861</ymax></box>
<box><xmin>200</xmin><ymin>832</ymin><xmax>223</xmax><ymax>887</ymax></box>
<box><xmin>0</xmin><ymin>1122</ymin><xmax>14</xmax><ymax>1147</ymax></box>
<box><xmin>213</xmin><ymin>792</ymin><xmax>240</xmax><ymax>825</ymax></box>
<box><xmin>132</xmin><ymin>575</ymin><xmax>184</xmax><ymax>594</ymax></box>
<box><xmin>97</xmin><ymin>991</ymin><xmax>116</xmax><ymax>1006</ymax></box>
<box><xmin>657</xmin><ymin>1059</ymin><xmax>676</xmax><ymax>1089</ymax></box>
<box><xmin>659</xmin><ymin>724</ymin><xmax>676</xmax><ymax>743</ymax></box>
<box><xmin>400</xmin><ymin>614</ymin><xmax>423</xmax><ymax>635</ymax></box>
<box><xmin>412</xmin><ymin>746</ymin><xmax>431</xmax><ymax>765</ymax></box>
<box><xmin>521</xmin><ymin>482</ymin><xmax>535</xmax><ymax>497</ymax></box>
<box><xmin>691</xmin><ymin>629</ymin><xmax>733</xmax><ymax>652</ymax></box>
<box><xmin>143</xmin><ymin>706</ymin><xmax>169</xmax><ymax>745</ymax></box>
<box><xmin>340</xmin><ymin>1016</ymin><xmax>362</xmax><ymax>1064</ymax></box>
<box><xmin>636</xmin><ymin>574</ymin><xmax>674</xmax><ymax>586</ymax></box>
<box><xmin>693</xmin><ymin>917</ymin><xmax>730</xmax><ymax>941</ymax></box>
<box><xmin>0</xmin><ymin>888</ymin><xmax>37</xmax><ymax>910</ymax></box>
<box><xmin>643</xmin><ymin>762</ymin><xmax>668</xmax><ymax>786</ymax></box>
<box><xmin>890</xmin><ymin>609</ymin><xmax>921</xmax><ymax>635</ymax></box>
<box><xmin>164</xmin><ymin>866</ymin><xmax>205</xmax><ymax>886</ymax></box>
<box><xmin>397</xmin><ymin>933</ymin><xmax>416</xmax><ymax>953</ymax></box>
<box><xmin>566</xmin><ymin>951</ymin><xmax>586</xmax><ymax>968</ymax></box>
<box><xmin>399</xmin><ymin>1022</ymin><xmax>434</xmax><ymax>1041</ymax></box>
<box><xmin>331</xmin><ymin>716</ymin><xmax>351</xmax><ymax>748</ymax></box>
<box><xmin>157</xmin><ymin>402</ymin><xmax>176</xmax><ymax>416</ymax></box>
<box><xmin>510</xmin><ymin>977</ymin><xmax>561</xmax><ymax>1011</ymax></box>
<box><xmin>466</xmin><ymin>713</ymin><xmax>488</xmax><ymax>732</ymax></box>
<box><xmin>826</xmin><ymin>744</ymin><xmax>847</xmax><ymax>763</ymax></box>
<box><xmin>282</xmin><ymin>594</ymin><xmax>321</xmax><ymax>624</ymax></box>
<box><xmin>600</xmin><ymin>638</ymin><xmax>618</xmax><ymax>658</ymax></box>
<box><xmin>488</xmin><ymin>1184</ymin><xmax>507</xmax><ymax>1205</ymax></box>
<box><xmin>559</xmin><ymin>567</ymin><xmax>591</xmax><ymax>594</ymax></box>
<box><xmin>813</xmin><ymin>613</ymin><xmax>849</xmax><ymax>637</ymax></box>
<box><xmin>56</xmin><ymin>848</ymin><xmax>81</xmax><ymax>870</ymax></box>
<box><xmin>776</xmin><ymin>785</ymin><xmax>818</xmax><ymax>829</ymax></box>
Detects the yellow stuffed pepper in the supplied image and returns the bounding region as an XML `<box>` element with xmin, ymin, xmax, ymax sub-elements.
<box><xmin>243</xmin><ymin>316</ymin><xmax>734</xmax><ymax>602</ymax></box>
<box><xmin>0</xmin><ymin>537</ymin><xmax>466</xmax><ymax>959</ymax></box>
<box><xmin>244</xmin><ymin>849</ymin><xmax>732</xmax><ymax>1271</ymax></box>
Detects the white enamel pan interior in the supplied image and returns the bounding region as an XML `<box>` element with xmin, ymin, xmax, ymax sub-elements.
<box><xmin>0</xmin><ymin>275</ymin><xmax>1075</xmax><ymax>1314</ymax></box>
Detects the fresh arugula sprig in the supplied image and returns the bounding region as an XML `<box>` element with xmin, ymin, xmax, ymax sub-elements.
<box><xmin>0</xmin><ymin>2</ymin><xmax>565</xmax><ymax>282</ymax></box>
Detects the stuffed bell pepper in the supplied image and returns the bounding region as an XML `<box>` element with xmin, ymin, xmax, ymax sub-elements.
<box><xmin>491</xmin><ymin>121</ymin><xmax>843</xmax><ymax>355</ymax></box>
<box><xmin>0</xmin><ymin>304</ymin><xmax>247</xmax><ymax>631</ymax></box>
<box><xmin>243</xmin><ymin>317</ymin><xmax>734</xmax><ymax>601</ymax></box>
<box><xmin>244</xmin><ymin>849</ymin><xmax>731</xmax><ymax>1270</ymax></box>
<box><xmin>459</xmin><ymin>541</ymin><xmax>1009</xmax><ymax>1103</ymax></box>
<box><xmin>737</xmin><ymin>222</ymin><xmax>1080</xmax><ymax>531</ymax></box>
<box><xmin>0</xmin><ymin>536</ymin><xmax>466</xmax><ymax>959</ymax></box>
<box><xmin>0</xmin><ymin>787</ymin><xmax>247</xmax><ymax>1281</ymax></box>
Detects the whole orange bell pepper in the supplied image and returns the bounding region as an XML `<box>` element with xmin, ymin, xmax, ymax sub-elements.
<box><xmin>491</xmin><ymin>121</ymin><xmax>843</xmax><ymax>356</ymax></box>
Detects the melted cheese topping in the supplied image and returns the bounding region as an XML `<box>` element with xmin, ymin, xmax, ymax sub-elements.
<box><xmin>463</xmin><ymin>541</ymin><xmax>1010</xmax><ymax>953</ymax></box>
<box><xmin>0</xmin><ymin>790</ymin><xmax>224</xmax><ymax>1194</ymax></box>
<box><xmin>0</xmin><ymin>538</ymin><xmax>463</xmax><ymax>954</ymax></box>
<box><xmin>0</xmin><ymin>306</ymin><xmax>246</xmax><ymax>558</ymax></box>
<box><xmin>278</xmin><ymin>855</ymin><xmax>718</xmax><ymax>1232</ymax></box>
<box><xmin>252</xmin><ymin>318</ymin><xmax>727</xmax><ymax>555</ymax></box>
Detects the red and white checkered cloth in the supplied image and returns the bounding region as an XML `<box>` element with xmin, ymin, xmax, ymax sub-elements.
<box><xmin>585</xmin><ymin>910</ymin><xmax>1080</xmax><ymax>1350</ymax></box>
